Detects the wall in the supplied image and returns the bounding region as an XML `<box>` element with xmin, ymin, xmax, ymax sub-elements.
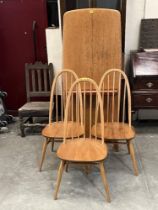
<box><xmin>46</xmin><ymin>0</ymin><xmax>62</xmax><ymax>75</ymax></box>
<box><xmin>124</xmin><ymin>0</ymin><xmax>145</xmax><ymax>67</ymax></box>
<box><xmin>0</xmin><ymin>0</ymin><xmax>47</xmax><ymax>112</ymax></box>
<box><xmin>125</xmin><ymin>0</ymin><xmax>158</xmax><ymax>57</ymax></box>
<box><xmin>145</xmin><ymin>0</ymin><xmax>158</xmax><ymax>18</ymax></box>
<box><xmin>46</xmin><ymin>0</ymin><xmax>62</xmax><ymax>94</ymax></box>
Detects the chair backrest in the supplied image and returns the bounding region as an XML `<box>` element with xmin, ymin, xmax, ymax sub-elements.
<box><xmin>25</xmin><ymin>62</ymin><xmax>53</xmax><ymax>102</ymax></box>
<box><xmin>63</xmin><ymin>77</ymin><xmax>105</xmax><ymax>143</ymax></box>
<box><xmin>48</xmin><ymin>69</ymin><xmax>79</xmax><ymax>124</ymax></box>
<box><xmin>63</xmin><ymin>9</ymin><xmax>122</xmax><ymax>84</ymax></box>
<box><xmin>99</xmin><ymin>69</ymin><xmax>132</xmax><ymax>126</ymax></box>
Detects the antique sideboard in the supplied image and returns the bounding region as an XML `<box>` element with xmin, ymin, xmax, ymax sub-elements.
<box><xmin>130</xmin><ymin>51</ymin><xmax>158</xmax><ymax>111</ymax></box>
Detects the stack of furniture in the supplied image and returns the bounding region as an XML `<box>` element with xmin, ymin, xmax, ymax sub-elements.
<box><xmin>39</xmin><ymin>9</ymin><xmax>139</xmax><ymax>202</ymax></box>
<box><xmin>39</xmin><ymin>69</ymin><xmax>138</xmax><ymax>202</ymax></box>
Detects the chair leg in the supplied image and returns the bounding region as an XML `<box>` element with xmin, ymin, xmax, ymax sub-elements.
<box><xmin>126</xmin><ymin>140</ymin><xmax>130</xmax><ymax>154</ymax></box>
<box><xmin>129</xmin><ymin>141</ymin><xmax>138</xmax><ymax>176</ymax></box>
<box><xmin>84</xmin><ymin>164</ymin><xmax>91</xmax><ymax>175</ymax></box>
<box><xmin>28</xmin><ymin>117</ymin><xmax>33</xmax><ymax>123</ymax></box>
<box><xmin>113</xmin><ymin>143</ymin><xmax>119</xmax><ymax>152</ymax></box>
<box><xmin>54</xmin><ymin>160</ymin><xmax>65</xmax><ymax>200</ymax></box>
<box><xmin>39</xmin><ymin>138</ymin><xmax>51</xmax><ymax>172</ymax></box>
<box><xmin>65</xmin><ymin>162</ymin><xmax>69</xmax><ymax>172</ymax></box>
<box><xmin>51</xmin><ymin>139</ymin><xmax>54</xmax><ymax>152</ymax></box>
<box><xmin>19</xmin><ymin>116</ymin><xmax>25</xmax><ymax>137</ymax></box>
<box><xmin>99</xmin><ymin>162</ymin><xmax>111</xmax><ymax>202</ymax></box>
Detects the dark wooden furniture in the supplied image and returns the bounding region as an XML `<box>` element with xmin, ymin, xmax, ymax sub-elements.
<box><xmin>130</xmin><ymin>51</ymin><xmax>158</xmax><ymax>111</ymax></box>
<box><xmin>18</xmin><ymin>62</ymin><xmax>53</xmax><ymax>137</ymax></box>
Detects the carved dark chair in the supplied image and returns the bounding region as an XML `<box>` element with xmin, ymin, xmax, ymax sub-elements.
<box><xmin>18</xmin><ymin>62</ymin><xmax>54</xmax><ymax>137</ymax></box>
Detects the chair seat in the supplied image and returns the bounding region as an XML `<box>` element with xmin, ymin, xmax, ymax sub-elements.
<box><xmin>42</xmin><ymin>121</ymin><xmax>84</xmax><ymax>139</ymax></box>
<box><xmin>18</xmin><ymin>101</ymin><xmax>49</xmax><ymax>117</ymax></box>
<box><xmin>91</xmin><ymin>122</ymin><xmax>135</xmax><ymax>140</ymax></box>
<box><xmin>57</xmin><ymin>139</ymin><xmax>108</xmax><ymax>162</ymax></box>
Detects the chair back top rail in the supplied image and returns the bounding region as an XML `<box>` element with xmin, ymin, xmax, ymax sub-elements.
<box><xmin>25</xmin><ymin>62</ymin><xmax>54</xmax><ymax>101</ymax></box>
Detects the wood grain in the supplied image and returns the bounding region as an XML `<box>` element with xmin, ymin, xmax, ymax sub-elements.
<box><xmin>63</xmin><ymin>9</ymin><xmax>122</xmax><ymax>85</ymax></box>
<box><xmin>42</xmin><ymin>121</ymin><xmax>84</xmax><ymax>139</ymax></box>
<box><xmin>91</xmin><ymin>122</ymin><xmax>135</xmax><ymax>140</ymax></box>
<box><xmin>57</xmin><ymin>139</ymin><xmax>108</xmax><ymax>162</ymax></box>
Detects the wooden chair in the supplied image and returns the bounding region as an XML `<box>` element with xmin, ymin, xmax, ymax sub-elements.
<box><xmin>39</xmin><ymin>69</ymin><xmax>84</xmax><ymax>171</ymax></box>
<box><xmin>18</xmin><ymin>62</ymin><xmax>53</xmax><ymax>137</ymax></box>
<box><xmin>91</xmin><ymin>69</ymin><xmax>138</xmax><ymax>176</ymax></box>
<box><xmin>54</xmin><ymin>78</ymin><xmax>111</xmax><ymax>202</ymax></box>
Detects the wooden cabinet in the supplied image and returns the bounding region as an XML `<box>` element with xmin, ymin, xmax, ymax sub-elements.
<box><xmin>131</xmin><ymin>52</ymin><xmax>158</xmax><ymax>110</ymax></box>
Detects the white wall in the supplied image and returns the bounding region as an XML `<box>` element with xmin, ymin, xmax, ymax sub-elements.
<box><xmin>125</xmin><ymin>0</ymin><xmax>145</xmax><ymax>56</ymax></box>
<box><xmin>46</xmin><ymin>28</ymin><xmax>62</xmax><ymax>94</ymax></box>
<box><xmin>125</xmin><ymin>0</ymin><xmax>158</xmax><ymax>62</ymax></box>
<box><xmin>45</xmin><ymin>0</ymin><xmax>63</xmax><ymax>94</ymax></box>
<box><xmin>46</xmin><ymin>0</ymin><xmax>62</xmax><ymax>75</ymax></box>
<box><xmin>145</xmin><ymin>0</ymin><xmax>158</xmax><ymax>18</ymax></box>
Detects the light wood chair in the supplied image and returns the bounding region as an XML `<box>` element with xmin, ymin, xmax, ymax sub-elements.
<box><xmin>54</xmin><ymin>78</ymin><xmax>111</xmax><ymax>202</ymax></box>
<box><xmin>39</xmin><ymin>69</ymin><xmax>84</xmax><ymax>171</ymax></box>
<box><xmin>92</xmin><ymin>69</ymin><xmax>138</xmax><ymax>176</ymax></box>
<box><xmin>18</xmin><ymin>62</ymin><xmax>53</xmax><ymax>137</ymax></box>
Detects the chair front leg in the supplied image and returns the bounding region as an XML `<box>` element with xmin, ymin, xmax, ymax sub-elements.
<box><xmin>54</xmin><ymin>160</ymin><xmax>65</xmax><ymax>200</ymax></box>
<box><xmin>99</xmin><ymin>161</ymin><xmax>111</xmax><ymax>202</ymax></box>
<box><xmin>39</xmin><ymin>138</ymin><xmax>51</xmax><ymax>171</ymax></box>
<box><xmin>129</xmin><ymin>141</ymin><xmax>139</xmax><ymax>176</ymax></box>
